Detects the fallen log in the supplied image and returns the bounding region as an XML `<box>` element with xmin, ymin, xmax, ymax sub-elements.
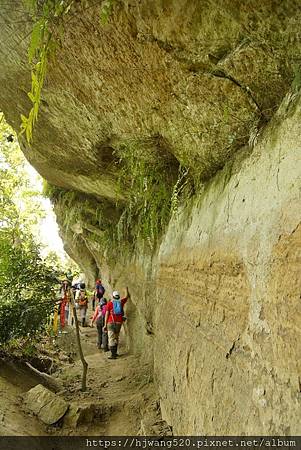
<box><xmin>25</xmin><ymin>362</ymin><xmax>63</xmax><ymax>393</ymax></box>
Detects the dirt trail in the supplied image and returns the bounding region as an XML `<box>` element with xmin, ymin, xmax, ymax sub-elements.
<box><xmin>1</xmin><ymin>324</ymin><xmax>165</xmax><ymax>436</ymax></box>
<box><xmin>0</xmin><ymin>361</ymin><xmax>48</xmax><ymax>436</ymax></box>
<box><xmin>55</xmin><ymin>325</ymin><xmax>157</xmax><ymax>436</ymax></box>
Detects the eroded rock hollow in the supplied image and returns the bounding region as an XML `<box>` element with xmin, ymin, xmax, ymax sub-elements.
<box><xmin>0</xmin><ymin>0</ymin><xmax>300</xmax><ymax>435</ymax></box>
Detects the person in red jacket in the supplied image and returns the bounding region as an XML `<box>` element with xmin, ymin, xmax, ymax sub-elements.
<box><xmin>103</xmin><ymin>287</ymin><xmax>129</xmax><ymax>360</ymax></box>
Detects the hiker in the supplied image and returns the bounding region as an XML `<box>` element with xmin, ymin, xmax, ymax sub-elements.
<box><xmin>91</xmin><ymin>298</ymin><xmax>108</xmax><ymax>351</ymax></box>
<box><xmin>75</xmin><ymin>282</ymin><xmax>85</xmax><ymax>300</ymax></box>
<box><xmin>91</xmin><ymin>279</ymin><xmax>105</xmax><ymax>311</ymax></box>
<box><xmin>72</xmin><ymin>281</ymin><xmax>81</xmax><ymax>296</ymax></box>
<box><xmin>95</xmin><ymin>279</ymin><xmax>105</xmax><ymax>302</ymax></box>
<box><xmin>60</xmin><ymin>279</ymin><xmax>71</xmax><ymax>328</ymax></box>
<box><xmin>103</xmin><ymin>288</ymin><xmax>129</xmax><ymax>360</ymax></box>
<box><xmin>76</xmin><ymin>282</ymin><xmax>88</xmax><ymax>327</ymax></box>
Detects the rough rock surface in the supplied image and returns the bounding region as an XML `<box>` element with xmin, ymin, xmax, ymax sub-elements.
<box><xmin>0</xmin><ymin>0</ymin><xmax>301</xmax><ymax>435</ymax></box>
<box><xmin>90</xmin><ymin>95</ymin><xmax>301</xmax><ymax>435</ymax></box>
<box><xmin>153</xmin><ymin>100</ymin><xmax>301</xmax><ymax>434</ymax></box>
<box><xmin>23</xmin><ymin>384</ymin><xmax>69</xmax><ymax>425</ymax></box>
<box><xmin>53</xmin><ymin>87</ymin><xmax>301</xmax><ymax>436</ymax></box>
<box><xmin>1</xmin><ymin>1</ymin><xmax>300</xmax><ymax>190</ymax></box>
<box><xmin>63</xmin><ymin>402</ymin><xmax>96</xmax><ymax>428</ymax></box>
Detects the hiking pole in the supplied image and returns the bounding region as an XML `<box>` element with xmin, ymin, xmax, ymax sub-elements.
<box><xmin>70</xmin><ymin>298</ymin><xmax>88</xmax><ymax>392</ymax></box>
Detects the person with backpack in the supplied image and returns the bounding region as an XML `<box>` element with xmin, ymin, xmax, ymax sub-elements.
<box><xmin>95</xmin><ymin>279</ymin><xmax>105</xmax><ymax>299</ymax></box>
<box><xmin>91</xmin><ymin>298</ymin><xmax>109</xmax><ymax>351</ymax></box>
<box><xmin>76</xmin><ymin>282</ymin><xmax>88</xmax><ymax>327</ymax></box>
<box><xmin>103</xmin><ymin>288</ymin><xmax>129</xmax><ymax>360</ymax></box>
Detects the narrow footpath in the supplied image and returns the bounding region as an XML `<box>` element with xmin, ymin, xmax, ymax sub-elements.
<box><xmin>0</xmin><ymin>324</ymin><xmax>169</xmax><ymax>436</ymax></box>
<box><xmin>56</xmin><ymin>325</ymin><xmax>158</xmax><ymax>436</ymax></box>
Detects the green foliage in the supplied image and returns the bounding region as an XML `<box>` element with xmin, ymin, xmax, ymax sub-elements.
<box><xmin>22</xmin><ymin>0</ymin><xmax>117</xmax><ymax>143</ymax></box>
<box><xmin>170</xmin><ymin>167</ymin><xmax>191</xmax><ymax>217</ymax></box>
<box><xmin>0</xmin><ymin>233</ymin><xmax>58</xmax><ymax>344</ymax></box>
<box><xmin>0</xmin><ymin>114</ymin><xmax>45</xmax><ymax>230</ymax></box>
<box><xmin>42</xmin><ymin>179</ymin><xmax>64</xmax><ymax>200</ymax></box>
<box><xmin>21</xmin><ymin>0</ymin><xmax>75</xmax><ymax>143</ymax></box>
<box><xmin>0</xmin><ymin>114</ymin><xmax>60</xmax><ymax>343</ymax></box>
<box><xmin>113</xmin><ymin>141</ymin><xmax>191</xmax><ymax>249</ymax></box>
<box><xmin>42</xmin><ymin>142</ymin><xmax>192</xmax><ymax>256</ymax></box>
<box><xmin>291</xmin><ymin>65</ymin><xmax>301</xmax><ymax>92</ymax></box>
<box><xmin>116</xmin><ymin>145</ymin><xmax>169</xmax><ymax>245</ymax></box>
<box><xmin>99</xmin><ymin>0</ymin><xmax>115</xmax><ymax>25</ymax></box>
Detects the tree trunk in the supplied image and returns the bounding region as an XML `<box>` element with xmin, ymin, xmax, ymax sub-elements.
<box><xmin>70</xmin><ymin>298</ymin><xmax>88</xmax><ymax>391</ymax></box>
<box><xmin>25</xmin><ymin>362</ymin><xmax>63</xmax><ymax>392</ymax></box>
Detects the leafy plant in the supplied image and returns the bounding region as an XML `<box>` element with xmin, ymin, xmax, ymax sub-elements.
<box><xmin>113</xmin><ymin>140</ymin><xmax>191</xmax><ymax>249</ymax></box>
<box><xmin>99</xmin><ymin>0</ymin><xmax>115</xmax><ymax>25</ymax></box>
<box><xmin>22</xmin><ymin>0</ymin><xmax>117</xmax><ymax>143</ymax></box>
<box><xmin>170</xmin><ymin>167</ymin><xmax>191</xmax><ymax>217</ymax></box>
<box><xmin>43</xmin><ymin>139</ymin><xmax>192</xmax><ymax>257</ymax></box>
<box><xmin>21</xmin><ymin>18</ymin><xmax>51</xmax><ymax>143</ymax></box>
<box><xmin>0</xmin><ymin>114</ymin><xmax>60</xmax><ymax>344</ymax></box>
<box><xmin>21</xmin><ymin>0</ymin><xmax>76</xmax><ymax>143</ymax></box>
<box><xmin>0</xmin><ymin>234</ymin><xmax>58</xmax><ymax>343</ymax></box>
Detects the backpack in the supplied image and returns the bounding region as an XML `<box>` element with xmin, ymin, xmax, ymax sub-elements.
<box><xmin>112</xmin><ymin>299</ymin><xmax>123</xmax><ymax>315</ymax></box>
<box><xmin>96</xmin><ymin>283</ymin><xmax>105</xmax><ymax>297</ymax></box>
<box><xmin>79</xmin><ymin>298</ymin><xmax>87</xmax><ymax>307</ymax></box>
<box><xmin>78</xmin><ymin>291</ymin><xmax>87</xmax><ymax>307</ymax></box>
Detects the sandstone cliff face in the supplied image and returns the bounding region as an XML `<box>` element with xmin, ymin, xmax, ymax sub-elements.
<box><xmin>154</xmin><ymin>103</ymin><xmax>301</xmax><ymax>434</ymax></box>
<box><xmin>94</xmin><ymin>97</ymin><xmax>301</xmax><ymax>434</ymax></box>
<box><xmin>0</xmin><ymin>0</ymin><xmax>301</xmax><ymax>435</ymax></box>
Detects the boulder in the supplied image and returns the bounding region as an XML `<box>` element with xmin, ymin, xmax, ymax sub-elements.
<box><xmin>63</xmin><ymin>402</ymin><xmax>96</xmax><ymax>428</ymax></box>
<box><xmin>23</xmin><ymin>384</ymin><xmax>69</xmax><ymax>425</ymax></box>
<box><xmin>139</xmin><ymin>418</ymin><xmax>172</xmax><ymax>436</ymax></box>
